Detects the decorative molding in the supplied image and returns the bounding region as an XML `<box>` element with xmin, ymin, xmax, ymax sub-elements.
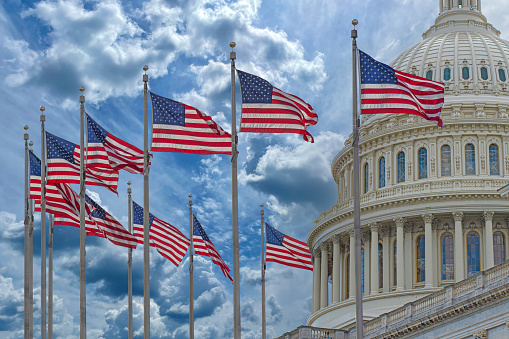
<box><xmin>347</xmin><ymin>228</ymin><xmax>355</xmax><ymax>237</ymax></box>
<box><xmin>483</xmin><ymin>211</ymin><xmax>495</xmax><ymax>221</ymax></box>
<box><xmin>473</xmin><ymin>329</ymin><xmax>487</xmax><ymax>339</ymax></box>
<box><xmin>422</xmin><ymin>213</ymin><xmax>434</xmax><ymax>224</ymax></box>
<box><xmin>319</xmin><ymin>242</ymin><xmax>330</xmax><ymax>252</ymax></box>
<box><xmin>370</xmin><ymin>222</ymin><xmax>380</xmax><ymax>232</ymax></box>
<box><xmin>452</xmin><ymin>211</ymin><xmax>464</xmax><ymax>222</ymax></box>
<box><xmin>332</xmin><ymin>234</ymin><xmax>342</xmax><ymax>244</ymax></box>
<box><xmin>362</xmin><ymin>231</ymin><xmax>371</xmax><ymax>243</ymax></box>
<box><xmin>393</xmin><ymin>217</ymin><xmax>406</xmax><ymax>228</ymax></box>
<box><xmin>380</xmin><ymin>225</ymin><xmax>391</xmax><ymax>238</ymax></box>
<box><xmin>313</xmin><ymin>249</ymin><xmax>321</xmax><ymax>258</ymax></box>
<box><xmin>404</xmin><ymin>222</ymin><xmax>414</xmax><ymax>233</ymax></box>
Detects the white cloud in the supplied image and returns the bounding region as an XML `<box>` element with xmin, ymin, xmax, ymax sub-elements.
<box><xmin>0</xmin><ymin>211</ymin><xmax>24</xmax><ymax>239</ymax></box>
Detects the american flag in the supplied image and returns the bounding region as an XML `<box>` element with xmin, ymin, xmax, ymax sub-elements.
<box><xmin>498</xmin><ymin>184</ymin><xmax>509</xmax><ymax>198</ymax></box>
<box><xmin>85</xmin><ymin>195</ymin><xmax>138</xmax><ymax>248</ymax></box>
<box><xmin>359</xmin><ymin>50</ymin><xmax>445</xmax><ymax>127</ymax></box>
<box><xmin>132</xmin><ymin>201</ymin><xmax>190</xmax><ymax>267</ymax></box>
<box><xmin>29</xmin><ymin>150</ymin><xmax>42</xmax><ymax>202</ymax></box>
<box><xmin>265</xmin><ymin>223</ymin><xmax>313</xmax><ymax>271</ymax></box>
<box><xmin>237</xmin><ymin>69</ymin><xmax>318</xmax><ymax>143</ymax></box>
<box><xmin>45</xmin><ymin>132</ymin><xmax>119</xmax><ymax>194</ymax></box>
<box><xmin>150</xmin><ymin>92</ymin><xmax>232</xmax><ymax>155</ymax></box>
<box><xmin>192</xmin><ymin>215</ymin><xmax>233</xmax><ymax>283</ymax></box>
<box><xmin>87</xmin><ymin>114</ymin><xmax>146</xmax><ymax>174</ymax></box>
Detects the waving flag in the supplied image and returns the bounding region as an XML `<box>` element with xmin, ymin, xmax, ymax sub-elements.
<box><xmin>132</xmin><ymin>201</ymin><xmax>190</xmax><ymax>267</ymax></box>
<box><xmin>150</xmin><ymin>92</ymin><xmax>232</xmax><ymax>155</ymax></box>
<box><xmin>86</xmin><ymin>195</ymin><xmax>137</xmax><ymax>248</ymax></box>
<box><xmin>265</xmin><ymin>223</ymin><xmax>313</xmax><ymax>271</ymax></box>
<box><xmin>193</xmin><ymin>215</ymin><xmax>233</xmax><ymax>282</ymax></box>
<box><xmin>29</xmin><ymin>150</ymin><xmax>42</xmax><ymax>203</ymax></box>
<box><xmin>237</xmin><ymin>69</ymin><xmax>318</xmax><ymax>143</ymax></box>
<box><xmin>359</xmin><ymin>50</ymin><xmax>445</xmax><ymax>127</ymax></box>
<box><xmin>87</xmin><ymin>114</ymin><xmax>146</xmax><ymax>174</ymax></box>
<box><xmin>45</xmin><ymin>132</ymin><xmax>119</xmax><ymax>193</ymax></box>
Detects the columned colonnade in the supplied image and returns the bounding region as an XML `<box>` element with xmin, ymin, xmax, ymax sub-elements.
<box><xmin>311</xmin><ymin>210</ymin><xmax>500</xmax><ymax>312</ymax></box>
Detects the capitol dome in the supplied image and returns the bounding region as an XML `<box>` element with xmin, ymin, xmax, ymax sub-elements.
<box><xmin>306</xmin><ymin>0</ymin><xmax>509</xmax><ymax>333</ymax></box>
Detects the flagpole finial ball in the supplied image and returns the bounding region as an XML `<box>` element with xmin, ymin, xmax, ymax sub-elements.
<box><xmin>127</xmin><ymin>181</ymin><xmax>131</xmax><ymax>186</ymax></box>
<box><xmin>352</xmin><ymin>19</ymin><xmax>358</xmax><ymax>26</ymax></box>
<box><xmin>80</xmin><ymin>86</ymin><xmax>85</xmax><ymax>92</ymax></box>
<box><xmin>24</xmin><ymin>125</ymin><xmax>29</xmax><ymax>130</ymax></box>
<box><xmin>40</xmin><ymin>106</ymin><xmax>45</xmax><ymax>112</ymax></box>
<box><xmin>230</xmin><ymin>42</ymin><xmax>236</xmax><ymax>49</ymax></box>
<box><xmin>143</xmin><ymin>65</ymin><xmax>149</xmax><ymax>72</ymax></box>
<box><xmin>29</xmin><ymin>141</ymin><xmax>34</xmax><ymax>147</ymax></box>
<box><xmin>260</xmin><ymin>203</ymin><xmax>264</xmax><ymax>208</ymax></box>
<box><xmin>189</xmin><ymin>194</ymin><xmax>192</xmax><ymax>198</ymax></box>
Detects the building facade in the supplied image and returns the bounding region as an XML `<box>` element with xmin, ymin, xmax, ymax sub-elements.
<box><xmin>307</xmin><ymin>0</ymin><xmax>509</xmax><ymax>333</ymax></box>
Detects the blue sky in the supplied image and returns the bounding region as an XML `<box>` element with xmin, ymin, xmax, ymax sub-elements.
<box><xmin>2</xmin><ymin>0</ymin><xmax>509</xmax><ymax>338</ymax></box>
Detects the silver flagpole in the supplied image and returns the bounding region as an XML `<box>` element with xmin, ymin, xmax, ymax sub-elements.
<box><xmin>351</xmin><ymin>19</ymin><xmax>363</xmax><ymax>338</ymax></box>
<box><xmin>24</xmin><ymin>125</ymin><xmax>30</xmax><ymax>339</ymax></box>
<box><xmin>79</xmin><ymin>86</ymin><xmax>87</xmax><ymax>339</ymax></box>
<box><xmin>127</xmin><ymin>182</ymin><xmax>133</xmax><ymax>339</ymax></box>
<box><xmin>40</xmin><ymin>106</ymin><xmax>47</xmax><ymax>339</ymax></box>
<box><xmin>188</xmin><ymin>194</ymin><xmax>194</xmax><ymax>339</ymax></box>
<box><xmin>48</xmin><ymin>214</ymin><xmax>53</xmax><ymax>339</ymax></box>
<box><xmin>260</xmin><ymin>204</ymin><xmax>266</xmax><ymax>339</ymax></box>
<box><xmin>142</xmin><ymin>65</ymin><xmax>150</xmax><ymax>339</ymax></box>
<box><xmin>28</xmin><ymin>140</ymin><xmax>34</xmax><ymax>339</ymax></box>
<box><xmin>229</xmin><ymin>42</ymin><xmax>241</xmax><ymax>339</ymax></box>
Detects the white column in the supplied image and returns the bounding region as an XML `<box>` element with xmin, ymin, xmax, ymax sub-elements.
<box><xmin>440</xmin><ymin>0</ymin><xmax>444</xmax><ymax>12</ymax></box>
<box><xmin>394</xmin><ymin>218</ymin><xmax>406</xmax><ymax>291</ymax></box>
<box><xmin>484</xmin><ymin>211</ymin><xmax>495</xmax><ymax>269</ymax></box>
<box><xmin>362</xmin><ymin>232</ymin><xmax>371</xmax><ymax>296</ymax></box>
<box><xmin>381</xmin><ymin>226</ymin><xmax>390</xmax><ymax>293</ymax></box>
<box><xmin>423</xmin><ymin>213</ymin><xmax>435</xmax><ymax>288</ymax></box>
<box><xmin>332</xmin><ymin>236</ymin><xmax>341</xmax><ymax>303</ymax></box>
<box><xmin>320</xmin><ymin>243</ymin><xmax>329</xmax><ymax>308</ymax></box>
<box><xmin>478</xmin><ymin>0</ymin><xmax>481</xmax><ymax>11</ymax></box>
<box><xmin>349</xmin><ymin>229</ymin><xmax>355</xmax><ymax>299</ymax></box>
<box><xmin>453</xmin><ymin>212</ymin><xmax>464</xmax><ymax>282</ymax></box>
<box><xmin>370</xmin><ymin>223</ymin><xmax>379</xmax><ymax>295</ymax></box>
<box><xmin>312</xmin><ymin>249</ymin><xmax>321</xmax><ymax>313</ymax></box>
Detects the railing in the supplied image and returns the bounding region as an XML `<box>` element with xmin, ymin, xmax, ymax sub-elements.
<box><xmin>363</xmin><ymin>260</ymin><xmax>509</xmax><ymax>337</ymax></box>
<box><xmin>275</xmin><ymin>325</ymin><xmax>347</xmax><ymax>339</ymax></box>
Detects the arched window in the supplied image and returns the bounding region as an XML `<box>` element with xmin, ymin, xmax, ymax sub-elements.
<box><xmin>444</xmin><ymin>67</ymin><xmax>451</xmax><ymax>81</ymax></box>
<box><xmin>441</xmin><ymin>233</ymin><xmax>454</xmax><ymax>280</ymax></box>
<box><xmin>467</xmin><ymin>232</ymin><xmax>481</xmax><ymax>277</ymax></box>
<box><xmin>499</xmin><ymin>69</ymin><xmax>507</xmax><ymax>82</ymax></box>
<box><xmin>346</xmin><ymin>254</ymin><xmax>350</xmax><ymax>298</ymax></box>
<box><xmin>364</xmin><ymin>163</ymin><xmax>369</xmax><ymax>193</ymax></box>
<box><xmin>480</xmin><ymin>67</ymin><xmax>489</xmax><ymax>80</ymax></box>
<box><xmin>494</xmin><ymin>232</ymin><xmax>506</xmax><ymax>266</ymax></box>
<box><xmin>394</xmin><ymin>241</ymin><xmax>397</xmax><ymax>286</ymax></box>
<box><xmin>441</xmin><ymin>145</ymin><xmax>452</xmax><ymax>176</ymax></box>
<box><xmin>426</xmin><ymin>70</ymin><xmax>433</xmax><ymax>80</ymax></box>
<box><xmin>462</xmin><ymin>66</ymin><xmax>470</xmax><ymax>80</ymax></box>
<box><xmin>397</xmin><ymin>152</ymin><xmax>405</xmax><ymax>183</ymax></box>
<box><xmin>378</xmin><ymin>243</ymin><xmax>383</xmax><ymax>289</ymax></box>
<box><xmin>361</xmin><ymin>248</ymin><xmax>365</xmax><ymax>293</ymax></box>
<box><xmin>465</xmin><ymin>144</ymin><xmax>476</xmax><ymax>175</ymax></box>
<box><xmin>489</xmin><ymin>144</ymin><xmax>499</xmax><ymax>175</ymax></box>
<box><xmin>379</xmin><ymin>157</ymin><xmax>386</xmax><ymax>188</ymax></box>
<box><xmin>416</xmin><ymin>235</ymin><xmax>425</xmax><ymax>283</ymax></box>
<box><xmin>418</xmin><ymin>147</ymin><xmax>428</xmax><ymax>179</ymax></box>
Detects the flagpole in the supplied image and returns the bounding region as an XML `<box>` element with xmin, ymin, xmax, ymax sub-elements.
<box><xmin>24</xmin><ymin>125</ymin><xmax>30</xmax><ymax>339</ymax></box>
<box><xmin>28</xmin><ymin>140</ymin><xmax>34</xmax><ymax>339</ymax></box>
<box><xmin>127</xmin><ymin>182</ymin><xmax>133</xmax><ymax>339</ymax></box>
<box><xmin>40</xmin><ymin>105</ymin><xmax>47</xmax><ymax>339</ymax></box>
<box><xmin>351</xmin><ymin>19</ymin><xmax>364</xmax><ymax>338</ymax></box>
<box><xmin>48</xmin><ymin>214</ymin><xmax>53</xmax><ymax>339</ymax></box>
<box><xmin>79</xmin><ymin>86</ymin><xmax>87</xmax><ymax>339</ymax></box>
<box><xmin>142</xmin><ymin>65</ymin><xmax>150</xmax><ymax>339</ymax></box>
<box><xmin>229</xmin><ymin>41</ymin><xmax>241</xmax><ymax>339</ymax></box>
<box><xmin>188</xmin><ymin>194</ymin><xmax>194</xmax><ymax>339</ymax></box>
<box><xmin>260</xmin><ymin>204</ymin><xmax>266</xmax><ymax>339</ymax></box>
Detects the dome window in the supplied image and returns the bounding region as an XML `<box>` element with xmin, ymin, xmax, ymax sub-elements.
<box><xmin>465</xmin><ymin>144</ymin><xmax>475</xmax><ymax>175</ymax></box>
<box><xmin>441</xmin><ymin>145</ymin><xmax>451</xmax><ymax>176</ymax></box>
<box><xmin>499</xmin><ymin>68</ymin><xmax>507</xmax><ymax>82</ymax></box>
<box><xmin>418</xmin><ymin>148</ymin><xmax>428</xmax><ymax>179</ymax></box>
<box><xmin>489</xmin><ymin>144</ymin><xmax>499</xmax><ymax>175</ymax></box>
<box><xmin>425</xmin><ymin>70</ymin><xmax>433</xmax><ymax>80</ymax></box>
<box><xmin>466</xmin><ymin>231</ymin><xmax>480</xmax><ymax>277</ymax></box>
<box><xmin>379</xmin><ymin>157</ymin><xmax>386</xmax><ymax>188</ymax></box>
<box><xmin>443</xmin><ymin>67</ymin><xmax>451</xmax><ymax>81</ymax></box>
<box><xmin>397</xmin><ymin>152</ymin><xmax>405</xmax><ymax>183</ymax></box>
<box><xmin>364</xmin><ymin>163</ymin><xmax>369</xmax><ymax>193</ymax></box>
<box><xmin>462</xmin><ymin>67</ymin><xmax>470</xmax><ymax>80</ymax></box>
<box><xmin>480</xmin><ymin>67</ymin><xmax>488</xmax><ymax>80</ymax></box>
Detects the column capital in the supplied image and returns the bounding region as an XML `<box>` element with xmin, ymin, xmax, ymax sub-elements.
<box><xmin>452</xmin><ymin>211</ymin><xmax>464</xmax><ymax>222</ymax></box>
<box><xmin>319</xmin><ymin>242</ymin><xmax>330</xmax><ymax>252</ymax></box>
<box><xmin>393</xmin><ymin>217</ymin><xmax>406</xmax><ymax>227</ymax></box>
<box><xmin>380</xmin><ymin>225</ymin><xmax>391</xmax><ymax>238</ymax></box>
<box><xmin>370</xmin><ymin>222</ymin><xmax>379</xmax><ymax>232</ymax></box>
<box><xmin>332</xmin><ymin>234</ymin><xmax>342</xmax><ymax>244</ymax></box>
<box><xmin>483</xmin><ymin>211</ymin><xmax>494</xmax><ymax>221</ymax></box>
<box><xmin>422</xmin><ymin>213</ymin><xmax>434</xmax><ymax>224</ymax></box>
<box><xmin>362</xmin><ymin>230</ymin><xmax>371</xmax><ymax>243</ymax></box>
<box><xmin>313</xmin><ymin>249</ymin><xmax>321</xmax><ymax>258</ymax></box>
<box><xmin>347</xmin><ymin>228</ymin><xmax>355</xmax><ymax>237</ymax></box>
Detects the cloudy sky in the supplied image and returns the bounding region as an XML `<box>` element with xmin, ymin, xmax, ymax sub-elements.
<box><xmin>2</xmin><ymin>0</ymin><xmax>509</xmax><ymax>338</ymax></box>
